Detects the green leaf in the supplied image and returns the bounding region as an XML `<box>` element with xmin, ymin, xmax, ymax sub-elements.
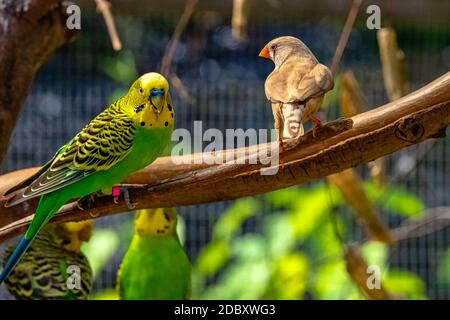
<box><xmin>89</xmin><ymin>289</ymin><xmax>119</xmax><ymax>300</ymax></box>
<box><xmin>437</xmin><ymin>248</ymin><xmax>450</xmax><ymax>285</ymax></box>
<box><xmin>322</xmin><ymin>73</ymin><xmax>341</xmax><ymax>110</ymax></box>
<box><xmin>108</xmin><ymin>89</ymin><xmax>128</xmax><ymax>104</ymax></box>
<box><xmin>264</xmin><ymin>252</ymin><xmax>309</xmax><ymax>300</ymax></box>
<box><xmin>263</xmin><ymin>214</ymin><xmax>295</xmax><ymax>259</ymax></box>
<box><xmin>310</xmin><ymin>217</ymin><xmax>345</xmax><ymax>258</ymax></box>
<box><xmin>81</xmin><ymin>229</ymin><xmax>119</xmax><ymax>279</ymax></box>
<box><xmin>230</xmin><ymin>234</ymin><xmax>267</xmax><ymax>262</ymax></box>
<box><xmin>213</xmin><ymin>198</ymin><xmax>260</xmax><ymax>241</ymax></box>
<box><xmin>204</xmin><ymin>261</ymin><xmax>270</xmax><ymax>299</ymax></box>
<box><xmin>101</xmin><ymin>50</ymin><xmax>138</xmax><ymax>85</ymax></box>
<box><xmin>289</xmin><ymin>184</ymin><xmax>340</xmax><ymax>240</ymax></box>
<box><xmin>194</xmin><ymin>239</ymin><xmax>230</xmax><ymax>277</ymax></box>
<box><xmin>176</xmin><ymin>214</ymin><xmax>186</xmax><ymax>246</ymax></box>
<box><xmin>361</xmin><ymin>241</ymin><xmax>389</xmax><ymax>269</ymax></box>
<box><xmin>190</xmin><ymin>271</ymin><xmax>207</xmax><ymax>299</ymax></box>
<box><xmin>313</xmin><ymin>260</ymin><xmax>359</xmax><ymax>300</ymax></box>
<box><xmin>365</xmin><ymin>182</ymin><xmax>424</xmax><ymax>217</ymax></box>
<box><xmin>384</xmin><ymin>270</ymin><xmax>427</xmax><ymax>299</ymax></box>
<box><xmin>267</xmin><ymin>187</ymin><xmax>309</xmax><ymax>208</ymax></box>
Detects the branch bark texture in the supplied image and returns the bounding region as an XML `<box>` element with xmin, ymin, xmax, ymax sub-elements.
<box><xmin>0</xmin><ymin>0</ymin><xmax>78</xmax><ymax>164</ymax></box>
<box><xmin>0</xmin><ymin>71</ymin><xmax>449</xmax><ymax>243</ymax></box>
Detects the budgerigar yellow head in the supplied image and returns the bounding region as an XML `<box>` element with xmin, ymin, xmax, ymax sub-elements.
<box><xmin>134</xmin><ymin>208</ymin><xmax>178</xmax><ymax>237</ymax></box>
<box><xmin>124</xmin><ymin>72</ymin><xmax>174</xmax><ymax>130</ymax></box>
<box><xmin>47</xmin><ymin>220</ymin><xmax>93</xmax><ymax>253</ymax></box>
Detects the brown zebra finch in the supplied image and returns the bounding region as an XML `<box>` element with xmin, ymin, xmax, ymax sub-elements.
<box><xmin>259</xmin><ymin>36</ymin><xmax>334</xmax><ymax>148</ymax></box>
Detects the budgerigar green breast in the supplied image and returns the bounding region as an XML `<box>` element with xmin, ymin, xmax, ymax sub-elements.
<box><xmin>0</xmin><ymin>72</ymin><xmax>175</xmax><ymax>284</ymax></box>
<box><xmin>118</xmin><ymin>208</ymin><xmax>191</xmax><ymax>300</ymax></box>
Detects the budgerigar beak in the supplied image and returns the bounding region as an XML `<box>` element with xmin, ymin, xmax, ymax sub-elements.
<box><xmin>149</xmin><ymin>88</ymin><xmax>165</xmax><ymax>114</ymax></box>
<box><xmin>259</xmin><ymin>47</ymin><xmax>270</xmax><ymax>59</ymax></box>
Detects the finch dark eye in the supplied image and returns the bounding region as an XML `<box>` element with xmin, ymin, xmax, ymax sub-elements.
<box><xmin>62</xmin><ymin>239</ymin><xmax>71</xmax><ymax>245</ymax></box>
<box><xmin>271</xmin><ymin>45</ymin><xmax>277</xmax><ymax>50</ymax></box>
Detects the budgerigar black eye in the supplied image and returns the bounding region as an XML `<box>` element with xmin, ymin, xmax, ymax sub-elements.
<box><xmin>62</xmin><ymin>239</ymin><xmax>71</xmax><ymax>245</ymax></box>
<box><xmin>135</xmin><ymin>104</ymin><xmax>145</xmax><ymax>113</ymax></box>
<box><xmin>139</xmin><ymin>88</ymin><xmax>144</xmax><ymax>94</ymax></box>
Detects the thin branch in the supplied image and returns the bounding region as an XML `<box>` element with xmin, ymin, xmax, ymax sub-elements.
<box><xmin>327</xmin><ymin>169</ymin><xmax>393</xmax><ymax>244</ymax></box>
<box><xmin>344</xmin><ymin>245</ymin><xmax>396</xmax><ymax>299</ymax></box>
<box><xmin>0</xmin><ymin>72</ymin><xmax>449</xmax><ymax>243</ymax></box>
<box><xmin>333</xmin><ymin>70</ymin><xmax>392</xmax><ymax>244</ymax></box>
<box><xmin>95</xmin><ymin>0</ymin><xmax>122</xmax><ymax>51</ymax></box>
<box><xmin>170</xmin><ymin>72</ymin><xmax>194</xmax><ymax>105</ymax></box>
<box><xmin>160</xmin><ymin>0</ymin><xmax>199</xmax><ymax>77</ymax></box>
<box><xmin>330</xmin><ymin>0</ymin><xmax>363</xmax><ymax>75</ymax></box>
<box><xmin>392</xmin><ymin>139</ymin><xmax>438</xmax><ymax>183</ymax></box>
<box><xmin>391</xmin><ymin>207</ymin><xmax>450</xmax><ymax>241</ymax></box>
<box><xmin>159</xmin><ymin>0</ymin><xmax>199</xmax><ymax>105</ymax></box>
<box><xmin>326</xmin><ymin>1</ymin><xmax>392</xmax><ymax>245</ymax></box>
<box><xmin>377</xmin><ymin>28</ymin><xmax>407</xmax><ymax>101</ymax></box>
<box><xmin>340</xmin><ymin>71</ymin><xmax>385</xmax><ymax>188</ymax></box>
<box><xmin>232</xmin><ymin>0</ymin><xmax>252</xmax><ymax>41</ymax></box>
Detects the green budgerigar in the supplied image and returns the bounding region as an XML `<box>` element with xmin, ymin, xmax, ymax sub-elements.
<box><xmin>118</xmin><ymin>208</ymin><xmax>191</xmax><ymax>300</ymax></box>
<box><xmin>0</xmin><ymin>72</ymin><xmax>175</xmax><ymax>284</ymax></box>
<box><xmin>3</xmin><ymin>220</ymin><xmax>93</xmax><ymax>300</ymax></box>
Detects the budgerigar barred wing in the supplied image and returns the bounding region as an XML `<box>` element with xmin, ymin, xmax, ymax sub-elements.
<box><xmin>4</xmin><ymin>102</ymin><xmax>136</xmax><ymax>207</ymax></box>
<box><xmin>2</xmin><ymin>229</ymin><xmax>92</xmax><ymax>300</ymax></box>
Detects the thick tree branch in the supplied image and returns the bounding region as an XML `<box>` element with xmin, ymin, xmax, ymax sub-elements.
<box><xmin>0</xmin><ymin>0</ymin><xmax>78</xmax><ymax>165</ymax></box>
<box><xmin>0</xmin><ymin>71</ymin><xmax>449</xmax><ymax>243</ymax></box>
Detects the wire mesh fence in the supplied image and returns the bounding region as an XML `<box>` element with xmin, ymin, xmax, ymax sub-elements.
<box><xmin>0</xmin><ymin>0</ymin><xmax>449</xmax><ymax>299</ymax></box>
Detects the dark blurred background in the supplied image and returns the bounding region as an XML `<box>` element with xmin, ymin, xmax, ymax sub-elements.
<box><xmin>0</xmin><ymin>0</ymin><xmax>449</xmax><ymax>299</ymax></box>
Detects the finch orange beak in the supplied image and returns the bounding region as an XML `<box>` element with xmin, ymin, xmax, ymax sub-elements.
<box><xmin>258</xmin><ymin>47</ymin><xmax>270</xmax><ymax>59</ymax></box>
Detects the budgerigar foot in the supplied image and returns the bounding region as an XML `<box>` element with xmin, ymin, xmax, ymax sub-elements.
<box><xmin>112</xmin><ymin>186</ymin><xmax>136</xmax><ymax>210</ymax></box>
<box><xmin>76</xmin><ymin>194</ymin><xmax>97</xmax><ymax>211</ymax></box>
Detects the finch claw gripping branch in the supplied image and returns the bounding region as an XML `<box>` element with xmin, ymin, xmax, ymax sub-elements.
<box><xmin>310</xmin><ymin>114</ymin><xmax>323</xmax><ymax>138</ymax></box>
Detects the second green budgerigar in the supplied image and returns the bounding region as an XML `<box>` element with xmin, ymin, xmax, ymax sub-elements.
<box><xmin>118</xmin><ymin>208</ymin><xmax>191</xmax><ymax>300</ymax></box>
<box><xmin>0</xmin><ymin>72</ymin><xmax>175</xmax><ymax>284</ymax></box>
<box><xmin>3</xmin><ymin>221</ymin><xmax>93</xmax><ymax>300</ymax></box>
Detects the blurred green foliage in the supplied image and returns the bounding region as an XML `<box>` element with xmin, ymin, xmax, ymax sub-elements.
<box><xmin>101</xmin><ymin>50</ymin><xmax>138</xmax><ymax>103</ymax></box>
<box><xmin>437</xmin><ymin>248</ymin><xmax>450</xmax><ymax>286</ymax></box>
<box><xmin>365</xmin><ymin>183</ymin><xmax>424</xmax><ymax>217</ymax></box>
<box><xmin>192</xmin><ymin>181</ymin><xmax>430</xmax><ymax>300</ymax></box>
<box><xmin>82</xmin><ymin>229</ymin><xmax>119</xmax><ymax>279</ymax></box>
<box><xmin>86</xmin><ymin>181</ymin><xmax>435</xmax><ymax>300</ymax></box>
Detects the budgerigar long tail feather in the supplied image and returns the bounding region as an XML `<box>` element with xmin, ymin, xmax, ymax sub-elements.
<box><xmin>0</xmin><ymin>237</ymin><xmax>30</xmax><ymax>284</ymax></box>
<box><xmin>0</xmin><ymin>194</ymin><xmax>66</xmax><ymax>284</ymax></box>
